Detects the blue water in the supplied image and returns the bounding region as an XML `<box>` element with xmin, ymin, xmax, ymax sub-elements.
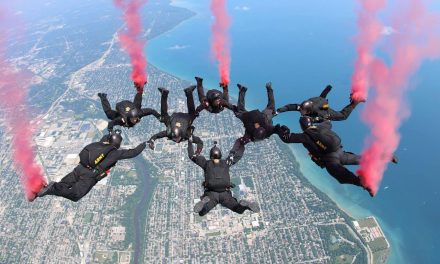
<box><xmin>147</xmin><ymin>0</ymin><xmax>440</xmax><ymax>263</ymax></box>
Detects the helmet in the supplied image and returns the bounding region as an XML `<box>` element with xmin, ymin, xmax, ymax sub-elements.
<box><xmin>299</xmin><ymin>116</ymin><xmax>313</xmax><ymax>131</ymax></box>
<box><xmin>171</xmin><ymin>127</ymin><xmax>184</xmax><ymax>143</ymax></box>
<box><xmin>210</xmin><ymin>141</ymin><xmax>222</xmax><ymax>159</ymax></box>
<box><xmin>207</xmin><ymin>90</ymin><xmax>222</xmax><ymax>107</ymax></box>
<box><xmin>253</xmin><ymin>127</ymin><xmax>266</xmax><ymax>141</ymax></box>
<box><xmin>127</xmin><ymin>108</ymin><xmax>140</xmax><ymax>125</ymax></box>
<box><xmin>300</xmin><ymin>100</ymin><xmax>314</xmax><ymax>115</ymax></box>
<box><xmin>109</xmin><ymin>129</ymin><xmax>123</xmax><ymax>149</ymax></box>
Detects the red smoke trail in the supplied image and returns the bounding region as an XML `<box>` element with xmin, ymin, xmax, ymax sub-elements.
<box><xmin>210</xmin><ymin>0</ymin><xmax>231</xmax><ymax>85</ymax></box>
<box><xmin>352</xmin><ymin>0</ymin><xmax>440</xmax><ymax>195</ymax></box>
<box><xmin>114</xmin><ymin>0</ymin><xmax>148</xmax><ymax>92</ymax></box>
<box><xmin>350</xmin><ymin>0</ymin><xmax>386</xmax><ymax>101</ymax></box>
<box><xmin>0</xmin><ymin>10</ymin><xmax>46</xmax><ymax>201</ymax></box>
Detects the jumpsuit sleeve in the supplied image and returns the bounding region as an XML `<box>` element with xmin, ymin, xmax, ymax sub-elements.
<box><xmin>191</xmin><ymin>135</ymin><xmax>204</xmax><ymax>153</ymax></box>
<box><xmin>139</xmin><ymin>108</ymin><xmax>160</xmax><ymax>119</ymax></box>
<box><xmin>326</xmin><ymin>103</ymin><xmax>356</xmax><ymax>121</ymax></box>
<box><xmin>277</xmin><ymin>104</ymin><xmax>300</xmax><ymax>113</ymax></box>
<box><xmin>149</xmin><ymin>130</ymin><xmax>168</xmax><ymax>142</ymax></box>
<box><xmin>187</xmin><ymin>141</ymin><xmax>207</xmax><ymax>168</ymax></box>
<box><xmin>117</xmin><ymin>143</ymin><xmax>146</xmax><ymax>160</ymax></box>
<box><xmin>282</xmin><ymin>133</ymin><xmax>309</xmax><ymax>144</ymax></box>
<box><xmin>107</xmin><ymin>116</ymin><xmax>124</xmax><ymax>130</ymax></box>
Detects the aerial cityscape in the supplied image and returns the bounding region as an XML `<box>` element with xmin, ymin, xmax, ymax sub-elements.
<box><xmin>1</xmin><ymin>0</ymin><xmax>439</xmax><ymax>263</ymax></box>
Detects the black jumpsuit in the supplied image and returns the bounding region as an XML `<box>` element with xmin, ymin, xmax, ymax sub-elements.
<box><xmin>229</xmin><ymin>85</ymin><xmax>279</xmax><ymax>158</ymax></box>
<box><xmin>280</xmin><ymin>122</ymin><xmax>362</xmax><ymax>186</ymax></box>
<box><xmin>100</xmin><ymin>92</ymin><xmax>160</xmax><ymax>130</ymax></box>
<box><xmin>277</xmin><ymin>86</ymin><xmax>358</xmax><ymax>121</ymax></box>
<box><xmin>195</xmin><ymin>80</ymin><xmax>233</xmax><ymax>113</ymax></box>
<box><xmin>188</xmin><ymin>142</ymin><xmax>250</xmax><ymax>216</ymax></box>
<box><xmin>46</xmin><ymin>142</ymin><xmax>146</xmax><ymax>202</ymax></box>
<box><xmin>149</xmin><ymin>88</ymin><xmax>203</xmax><ymax>151</ymax></box>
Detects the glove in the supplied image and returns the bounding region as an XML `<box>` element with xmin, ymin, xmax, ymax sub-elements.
<box><xmin>134</xmin><ymin>81</ymin><xmax>147</xmax><ymax>90</ymax></box>
<box><xmin>226</xmin><ymin>155</ymin><xmax>234</xmax><ymax>166</ymax></box>
<box><xmin>147</xmin><ymin>140</ymin><xmax>154</xmax><ymax>150</ymax></box>
<box><xmin>350</xmin><ymin>93</ymin><xmax>366</xmax><ymax>104</ymax></box>
<box><xmin>195</xmin><ymin>147</ymin><xmax>202</xmax><ymax>156</ymax></box>
<box><xmin>266</xmin><ymin>82</ymin><xmax>272</xmax><ymax>89</ymax></box>
<box><xmin>98</xmin><ymin>93</ymin><xmax>107</xmax><ymax>99</ymax></box>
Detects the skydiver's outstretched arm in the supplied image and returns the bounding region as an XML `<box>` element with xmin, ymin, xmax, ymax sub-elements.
<box><xmin>326</xmin><ymin>103</ymin><xmax>357</xmax><ymax>121</ymax></box>
<box><xmin>117</xmin><ymin>143</ymin><xmax>147</xmax><ymax>159</ymax></box>
<box><xmin>99</xmin><ymin>95</ymin><xmax>119</xmax><ymax>119</ymax></box>
<box><xmin>276</xmin><ymin>103</ymin><xmax>301</xmax><ymax>113</ymax></box>
<box><xmin>139</xmin><ymin>108</ymin><xmax>161</xmax><ymax>119</ymax></box>
<box><xmin>149</xmin><ymin>131</ymin><xmax>167</xmax><ymax>142</ymax></box>
<box><xmin>107</xmin><ymin>116</ymin><xmax>124</xmax><ymax>131</ymax></box>
<box><xmin>280</xmin><ymin>132</ymin><xmax>309</xmax><ymax>144</ymax></box>
<box><xmin>228</xmin><ymin>135</ymin><xmax>251</xmax><ymax>165</ymax></box>
<box><xmin>188</xmin><ymin>140</ymin><xmax>207</xmax><ymax>168</ymax></box>
<box><xmin>191</xmin><ymin>135</ymin><xmax>204</xmax><ymax>154</ymax></box>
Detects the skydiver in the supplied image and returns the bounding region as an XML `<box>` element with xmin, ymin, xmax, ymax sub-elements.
<box><xmin>98</xmin><ymin>82</ymin><xmax>160</xmax><ymax>131</ymax></box>
<box><xmin>147</xmin><ymin>86</ymin><xmax>203</xmax><ymax>153</ymax></box>
<box><xmin>227</xmin><ymin>82</ymin><xmax>281</xmax><ymax>163</ymax></box>
<box><xmin>188</xmin><ymin>140</ymin><xmax>260</xmax><ymax>216</ymax></box>
<box><xmin>276</xmin><ymin>85</ymin><xmax>365</xmax><ymax>122</ymax></box>
<box><xmin>36</xmin><ymin>130</ymin><xmax>146</xmax><ymax>202</ymax></box>
<box><xmin>277</xmin><ymin>117</ymin><xmax>398</xmax><ymax>197</ymax></box>
<box><xmin>194</xmin><ymin>76</ymin><xmax>234</xmax><ymax>114</ymax></box>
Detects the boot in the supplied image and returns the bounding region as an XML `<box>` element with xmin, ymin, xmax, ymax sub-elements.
<box><xmin>239</xmin><ymin>199</ymin><xmax>260</xmax><ymax>213</ymax></box>
<box><xmin>158</xmin><ymin>87</ymin><xmax>169</xmax><ymax>94</ymax></box>
<box><xmin>194</xmin><ymin>196</ymin><xmax>210</xmax><ymax>214</ymax></box>
<box><xmin>37</xmin><ymin>182</ymin><xmax>55</xmax><ymax>198</ymax></box>
<box><xmin>184</xmin><ymin>85</ymin><xmax>196</xmax><ymax>94</ymax></box>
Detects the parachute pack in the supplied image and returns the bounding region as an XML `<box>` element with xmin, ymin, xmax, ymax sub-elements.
<box><xmin>305</xmin><ymin>127</ymin><xmax>341</xmax><ymax>154</ymax></box>
<box><xmin>79</xmin><ymin>142</ymin><xmax>116</xmax><ymax>169</ymax></box>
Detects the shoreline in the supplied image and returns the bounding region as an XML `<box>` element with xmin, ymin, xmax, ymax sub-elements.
<box><xmin>145</xmin><ymin>1</ymin><xmax>402</xmax><ymax>263</ymax></box>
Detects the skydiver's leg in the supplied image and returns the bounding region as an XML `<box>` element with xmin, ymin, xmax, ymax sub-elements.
<box><xmin>219</xmin><ymin>191</ymin><xmax>248</xmax><ymax>214</ymax></box>
<box><xmin>100</xmin><ymin>96</ymin><xmax>118</xmax><ymax>119</ymax></box>
<box><xmin>49</xmin><ymin>172</ymin><xmax>98</xmax><ymax>202</ymax></box>
<box><xmin>325</xmin><ymin>163</ymin><xmax>362</xmax><ymax>186</ymax></box>
<box><xmin>266</xmin><ymin>85</ymin><xmax>275</xmax><ymax>111</ymax></box>
<box><xmin>198</xmin><ymin>191</ymin><xmax>220</xmax><ymax>216</ymax></box>
<box><xmin>184</xmin><ymin>85</ymin><xmax>196</xmax><ymax>116</ymax></box>
<box><xmin>133</xmin><ymin>92</ymin><xmax>143</xmax><ymax>109</ymax></box>
<box><xmin>236</xmin><ymin>84</ymin><xmax>247</xmax><ymax>112</ymax></box>
<box><xmin>195</xmin><ymin>77</ymin><xmax>206</xmax><ymax>104</ymax></box>
<box><xmin>158</xmin><ymin>87</ymin><xmax>170</xmax><ymax>120</ymax></box>
<box><xmin>341</xmin><ymin>151</ymin><xmax>361</xmax><ymax>166</ymax></box>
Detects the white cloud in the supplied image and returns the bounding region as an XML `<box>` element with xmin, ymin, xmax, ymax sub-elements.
<box><xmin>234</xmin><ymin>6</ymin><xmax>250</xmax><ymax>11</ymax></box>
<box><xmin>168</xmin><ymin>44</ymin><xmax>190</xmax><ymax>50</ymax></box>
<box><xmin>381</xmin><ymin>26</ymin><xmax>397</xmax><ymax>36</ymax></box>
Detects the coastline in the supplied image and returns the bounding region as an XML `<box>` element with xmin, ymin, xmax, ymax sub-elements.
<box><xmin>144</xmin><ymin>1</ymin><xmax>402</xmax><ymax>263</ymax></box>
